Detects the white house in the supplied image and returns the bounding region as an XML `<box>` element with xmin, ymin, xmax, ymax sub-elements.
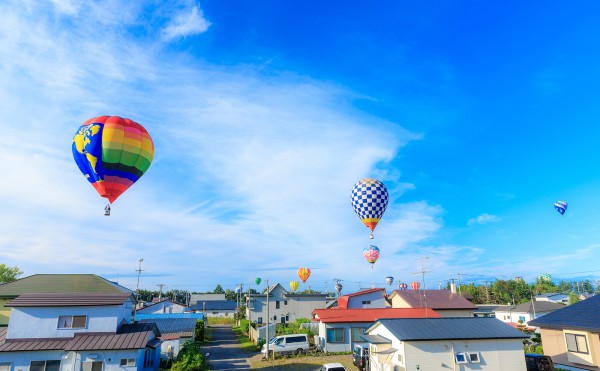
<box><xmin>534</xmin><ymin>293</ymin><xmax>569</xmax><ymax>304</ymax></box>
<box><xmin>138</xmin><ymin>317</ymin><xmax>196</xmax><ymax>361</ymax></box>
<box><xmin>247</xmin><ymin>284</ymin><xmax>327</xmax><ymax>325</ymax></box>
<box><xmin>494</xmin><ymin>301</ymin><xmax>564</xmax><ymax>327</ymax></box>
<box><xmin>0</xmin><ymin>292</ymin><xmax>161</xmax><ymax>371</ymax></box>
<box><xmin>191</xmin><ymin>300</ymin><xmax>237</xmax><ymax>317</ymax></box>
<box><xmin>362</xmin><ymin>317</ymin><xmax>529</xmax><ymax>371</ymax></box>
<box><xmin>137</xmin><ymin>299</ymin><xmax>190</xmax><ymax>315</ymax></box>
<box><xmin>337</xmin><ymin>288</ymin><xmax>389</xmax><ymax>309</ymax></box>
<box><xmin>312</xmin><ymin>308</ymin><xmax>439</xmax><ymax>353</ymax></box>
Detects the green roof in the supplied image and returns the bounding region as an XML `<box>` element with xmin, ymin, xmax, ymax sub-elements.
<box><xmin>0</xmin><ymin>274</ymin><xmax>131</xmax><ymax>298</ymax></box>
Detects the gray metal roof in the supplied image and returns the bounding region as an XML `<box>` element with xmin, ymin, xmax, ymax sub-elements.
<box><xmin>6</xmin><ymin>292</ymin><xmax>133</xmax><ymax>307</ymax></box>
<box><xmin>190</xmin><ymin>300</ymin><xmax>237</xmax><ymax>311</ymax></box>
<box><xmin>139</xmin><ymin>318</ymin><xmax>196</xmax><ymax>337</ymax></box>
<box><xmin>390</xmin><ymin>290</ymin><xmax>477</xmax><ymax>310</ymax></box>
<box><xmin>0</xmin><ymin>323</ymin><xmax>160</xmax><ymax>352</ymax></box>
<box><xmin>361</xmin><ymin>334</ymin><xmax>391</xmax><ymax>344</ymax></box>
<box><xmin>509</xmin><ymin>301</ymin><xmax>565</xmax><ymax>313</ymax></box>
<box><xmin>529</xmin><ymin>294</ymin><xmax>600</xmax><ymax>332</ymax></box>
<box><xmin>370</xmin><ymin>317</ymin><xmax>529</xmax><ymax>341</ymax></box>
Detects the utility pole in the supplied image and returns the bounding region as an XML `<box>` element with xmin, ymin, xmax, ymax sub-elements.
<box><xmin>265</xmin><ymin>279</ymin><xmax>271</xmax><ymax>359</ymax></box>
<box><xmin>413</xmin><ymin>257</ymin><xmax>430</xmax><ymax>317</ymax></box>
<box><xmin>457</xmin><ymin>273</ymin><xmax>463</xmax><ymax>295</ymax></box>
<box><xmin>133</xmin><ymin>258</ymin><xmax>144</xmax><ymax>322</ymax></box>
<box><xmin>157</xmin><ymin>284</ymin><xmax>166</xmax><ymax>300</ymax></box>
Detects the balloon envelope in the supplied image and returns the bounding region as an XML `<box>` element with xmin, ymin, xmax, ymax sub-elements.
<box><xmin>411</xmin><ymin>282</ymin><xmax>420</xmax><ymax>290</ymax></box>
<box><xmin>351</xmin><ymin>178</ymin><xmax>389</xmax><ymax>234</ymax></box>
<box><xmin>298</xmin><ymin>268</ymin><xmax>311</xmax><ymax>283</ymax></box>
<box><xmin>554</xmin><ymin>200</ymin><xmax>567</xmax><ymax>215</ymax></box>
<box><xmin>289</xmin><ymin>281</ymin><xmax>300</xmax><ymax>292</ymax></box>
<box><xmin>398</xmin><ymin>283</ymin><xmax>408</xmax><ymax>290</ymax></box>
<box><xmin>255</xmin><ymin>278</ymin><xmax>262</xmax><ymax>285</ymax></box>
<box><xmin>363</xmin><ymin>245</ymin><xmax>380</xmax><ymax>265</ymax></box>
<box><xmin>73</xmin><ymin>116</ymin><xmax>154</xmax><ymax>204</ymax></box>
<box><xmin>386</xmin><ymin>276</ymin><xmax>394</xmax><ymax>286</ymax></box>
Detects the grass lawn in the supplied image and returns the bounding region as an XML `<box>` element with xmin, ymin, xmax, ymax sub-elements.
<box><xmin>248</xmin><ymin>353</ymin><xmax>353</xmax><ymax>370</ymax></box>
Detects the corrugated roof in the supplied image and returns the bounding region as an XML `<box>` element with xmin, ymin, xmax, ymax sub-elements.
<box><xmin>6</xmin><ymin>292</ymin><xmax>133</xmax><ymax>307</ymax></box>
<box><xmin>313</xmin><ymin>308</ymin><xmax>440</xmax><ymax>323</ymax></box>
<box><xmin>0</xmin><ymin>323</ymin><xmax>160</xmax><ymax>352</ymax></box>
<box><xmin>139</xmin><ymin>318</ymin><xmax>196</xmax><ymax>339</ymax></box>
<box><xmin>509</xmin><ymin>301</ymin><xmax>565</xmax><ymax>313</ymax></box>
<box><xmin>529</xmin><ymin>294</ymin><xmax>600</xmax><ymax>332</ymax></box>
<box><xmin>0</xmin><ymin>274</ymin><xmax>131</xmax><ymax>298</ymax></box>
<box><xmin>361</xmin><ymin>334</ymin><xmax>391</xmax><ymax>344</ymax></box>
<box><xmin>389</xmin><ymin>290</ymin><xmax>477</xmax><ymax>310</ymax></box>
<box><xmin>371</xmin><ymin>318</ymin><xmax>529</xmax><ymax>341</ymax></box>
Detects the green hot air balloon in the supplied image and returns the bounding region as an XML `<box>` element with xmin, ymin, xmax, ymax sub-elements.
<box><xmin>255</xmin><ymin>277</ymin><xmax>262</xmax><ymax>285</ymax></box>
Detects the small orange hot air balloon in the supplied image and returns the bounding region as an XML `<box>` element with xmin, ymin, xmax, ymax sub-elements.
<box><xmin>297</xmin><ymin>268</ymin><xmax>311</xmax><ymax>283</ymax></box>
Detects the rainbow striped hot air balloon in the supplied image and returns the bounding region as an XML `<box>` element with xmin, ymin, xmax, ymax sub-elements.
<box><xmin>363</xmin><ymin>245</ymin><xmax>380</xmax><ymax>268</ymax></box>
<box><xmin>351</xmin><ymin>178</ymin><xmax>389</xmax><ymax>239</ymax></box>
<box><xmin>72</xmin><ymin>116</ymin><xmax>154</xmax><ymax>215</ymax></box>
<box><xmin>289</xmin><ymin>281</ymin><xmax>300</xmax><ymax>292</ymax></box>
<box><xmin>298</xmin><ymin>268</ymin><xmax>311</xmax><ymax>283</ymax></box>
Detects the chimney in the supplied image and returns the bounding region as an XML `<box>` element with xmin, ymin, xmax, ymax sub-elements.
<box><xmin>450</xmin><ymin>282</ymin><xmax>457</xmax><ymax>293</ymax></box>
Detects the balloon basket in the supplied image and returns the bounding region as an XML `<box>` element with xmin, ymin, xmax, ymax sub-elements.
<box><xmin>104</xmin><ymin>204</ymin><xmax>111</xmax><ymax>216</ymax></box>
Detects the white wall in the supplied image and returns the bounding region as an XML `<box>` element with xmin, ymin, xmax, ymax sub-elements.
<box><xmin>7</xmin><ymin>304</ymin><xmax>132</xmax><ymax>339</ymax></box>
<box><xmin>3</xmin><ymin>349</ymin><xmax>148</xmax><ymax>371</ymax></box>
<box><xmin>347</xmin><ymin>291</ymin><xmax>387</xmax><ymax>308</ymax></box>
<box><xmin>249</xmin><ymin>293</ymin><xmax>326</xmax><ymax>324</ymax></box>
<box><xmin>317</xmin><ymin>322</ymin><xmax>370</xmax><ymax>353</ymax></box>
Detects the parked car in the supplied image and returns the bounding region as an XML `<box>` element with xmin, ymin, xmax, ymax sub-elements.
<box><xmin>318</xmin><ymin>363</ymin><xmax>347</xmax><ymax>371</ymax></box>
<box><xmin>525</xmin><ymin>353</ymin><xmax>555</xmax><ymax>371</ymax></box>
<box><xmin>352</xmin><ymin>344</ymin><xmax>368</xmax><ymax>370</ymax></box>
<box><xmin>261</xmin><ymin>334</ymin><xmax>310</xmax><ymax>356</ymax></box>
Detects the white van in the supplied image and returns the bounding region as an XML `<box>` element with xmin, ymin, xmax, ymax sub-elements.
<box><xmin>261</xmin><ymin>334</ymin><xmax>310</xmax><ymax>356</ymax></box>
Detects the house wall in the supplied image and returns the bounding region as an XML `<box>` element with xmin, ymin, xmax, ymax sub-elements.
<box><xmin>317</xmin><ymin>322</ymin><xmax>370</xmax><ymax>353</ymax></box>
<box><xmin>540</xmin><ymin>328</ymin><xmax>600</xmax><ymax>370</ymax></box>
<box><xmin>347</xmin><ymin>292</ymin><xmax>387</xmax><ymax>308</ymax></box>
<box><xmin>0</xmin><ymin>299</ymin><xmax>10</xmax><ymax>326</ymax></box>
<box><xmin>494</xmin><ymin>310</ymin><xmax>551</xmax><ymax>325</ymax></box>
<box><xmin>249</xmin><ymin>290</ymin><xmax>326</xmax><ymax>325</ymax></box>
<box><xmin>7</xmin><ymin>303</ymin><xmax>132</xmax><ymax>339</ymax></box>
<box><xmin>367</xmin><ymin>324</ymin><xmax>528</xmax><ymax>371</ymax></box>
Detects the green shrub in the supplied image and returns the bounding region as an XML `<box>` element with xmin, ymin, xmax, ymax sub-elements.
<box><xmin>171</xmin><ymin>342</ymin><xmax>207</xmax><ymax>371</ymax></box>
<box><xmin>195</xmin><ymin>320</ymin><xmax>205</xmax><ymax>342</ymax></box>
<box><xmin>239</xmin><ymin>319</ymin><xmax>250</xmax><ymax>333</ymax></box>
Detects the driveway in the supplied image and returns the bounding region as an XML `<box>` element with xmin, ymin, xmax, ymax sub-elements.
<box><xmin>204</xmin><ymin>324</ymin><xmax>257</xmax><ymax>370</ymax></box>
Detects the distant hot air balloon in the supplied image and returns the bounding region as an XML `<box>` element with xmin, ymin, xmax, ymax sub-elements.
<box><xmin>386</xmin><ymin>276</ymin><xmax>394</xmax><ymax>286</ymax></box>
<box><xmin>335</xmin><ymin>282</ymin><xmax>343</xmax><ymax>295</ymax></box>
<box><xmin>72</xmin><ymin>115</ymin><xmax>154</xmax><ymax>215</ymax></box>
<box><xmin>235</xmin><ymin>286</ymin><xmax>242</xmax><ymax>294</ymax></box>
<box><xmin>289</xmin><ymin>281</ymin><xmax>300</xmax><ymax>292</ymax></box>
<box><xmin>411</xmin><ymin>281</ymin><xmax>420</xmax><ymax>290</ymax></box>
<box><xmin>351</xmin><ymin>178</ymin><xmax>389</xmax><ymax>239</ymax></box>
<box><xmin>554</xmin><ymin>201</ymin><xmax>567</xmax><ymax>216</ymax></box>
<box><xmin>398</xmin><ymin>283</ymin><xmax>408</xmax><ymax>290</ymax></box>
<box><xmin>255</xmin><ymin>278</ymin><xmax>262</xmax><ymax>285</ymax></box>
<box><xmin>298</xmin><ymin>268</ymin><xmax>311</xmax><ymax>283</ymax></box>
<box><xmin>363</xmin><ymin>245</ymin><xmax>380</xmax><ymax>268</ymax></box>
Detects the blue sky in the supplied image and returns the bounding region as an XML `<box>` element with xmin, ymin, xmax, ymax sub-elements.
<box><xmin>1</xmin><ymin>0</ymin><xmax>600</xmax><ymax>295</ymax></box>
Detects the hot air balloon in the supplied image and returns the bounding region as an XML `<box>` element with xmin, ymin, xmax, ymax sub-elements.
<box><xmin>235</xmin><ymin>286</ymin><xmax>242</xmax><ymax>294</ymax></box>
<box><xmin>386</xmin><ymin>276</ymin><xmax>394</xmax><ymax>286</ymax></box>
<box><xmin>289</xmin><ymin>281</ymin><xmax>300</xmax><ymax>292</ymax></box>
<box><xmin>298</xmin><ymin>268</ymin><xmax>311</xmax><ymax>283</ymax></box>
<box><xmin>351</xmin><ymin>178</ymin><xmax>389</xmax><ymax>239</ymax></box>
<box><xmin>398</xmin><ymin>283</ymin><xmax>408</xmax><ymax>290</ymax></box>
<box><xmin>411</xmin><ymin>281</ymin><xmax>420</xmax><ymax>290</ymax></box>
<box><xmin>255</xmin><ymin>277</ymin><xmax>262</xmax><ymax>285</ymax></box>
<box><xmin>72</xmin><ymin>115</ymin><xmax>154</xmax><ymax>215</ymax></box>
<box><xmin>554</xmin><ymin>201</ymin><xmax>567</xmax><ymax>216</ymax></box>
<box><xmin>363</xmin><ymin>245</ymin><xmax>380</xmax><ymax>268</ymax></box>
<box><xmin>335</xmin><ymin>282</ymin><xmax>343</xmax><ymax>295</ymax></box>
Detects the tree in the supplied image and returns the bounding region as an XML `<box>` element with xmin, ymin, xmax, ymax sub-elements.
<box><xmin>568</xmin><ymin>291</ymin><xmax>580</xmax><ymax>305</ymax></box>
<box><xmin>0</xmin><ymin>264</ymin><xmax>23</xmax><ymax>284</ymax></box>
<box><xmin>213</xmin><ymin>284</ymin><xmax>225</xmax><ymax>294</ymax></box>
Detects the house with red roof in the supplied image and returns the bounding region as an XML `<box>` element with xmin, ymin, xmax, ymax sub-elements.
<box><xmin>312</xmin><ymin>307</ymin><xmax>440</xmax><ymax>352</ymax></box>
<box><xmin>389</xmin><ymin>289</ymin><xmax>477</xmax><ymax>317</ymax></box>
<box><xmin>337</xmin><ymin>288</ymin><xmax>390</xmax><ymax>309</ymax></box>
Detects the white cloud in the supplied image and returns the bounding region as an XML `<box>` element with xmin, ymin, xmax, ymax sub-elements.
<box><xmin>467</xmin><ymin>213</ymin><xmax>500</xmax><ymax>226</ymax></box>
<box><xmin>161</xmin><ymin>5</ymin><xmax>211</xmax><ymax>41</ymax></box>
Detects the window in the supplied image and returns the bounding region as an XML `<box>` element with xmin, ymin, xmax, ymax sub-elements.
<box><xmin>284</xmin><ymin>300</ymin><xmax>288</xmax><ymax>305</ymax></box>
<box><xmin>326</xmin><ymin>328</ymin><xmax>344</xmax><ymax>343</ymax></box>
<box><xmin>280</xmin><ymin>316</ymin><xmax>285</xmax><ymax>324</ymax></box>
<box><xmin>248</xmin><ymin>299</ymin><xmax>255</xmax><ymax>309</ymax></box>
<box><xmin>397</xmin><ymin>354</ymin><xmax>403</xmax><ymax>363</ymax></box>
<box><xmin>351</xmin><ymin>327</ymin><xmax>366</xmax><ymax>342</ymax></box>
<box><xmin>566</xmin><ymin>333</ymin><xmax>589</xmax><ymax>354</ymax></box>
<box><xmin>81</xmin><ymin>361</ymin><xmax>103</xmax><ymax>371</ymax></box>
<box><xmin>468</xmin><ymin>352</ymin><xmax>480</xmax><ymax>363</ymax></box>
<box><xmin>276</xmin><ymin>301</ymin><xmax>280</xmax><ymax>309</ymax></box>
<box><xmin>519</xmin><ymin>316</ymin><xmax>526</xmax><ymax>322</ymax></box>
<box><xmin>258</xmin><ymin>317</ymin><xmax>263</xmax><ymax>323</ymax></box>
<box><xmin>58</xmin><ymin>315</ymin><xmax>87</xmax><ymax>329</ymax></box>
<box><xmin>0</xmin><ymin>363</ymin><xmax>11</xmax><ymax>371</ymax></box>
<box><xmin>285</xmin><ymin>315</ymin><xmax>289</xmax><ymax>321</ymax></box>
<box><xmin>362</xmin><ymin>301</ymin><xmax>371</xmax><ymax>305</ymax></box>
<box><xmin>30</xmin><ymin>360</ymin><xmax>61</xmax><ymax>371</ymax></box>
<box><xmin>273</xmin><ymin>315</ymin><xmax>277</xmax><ymax>321</ymax></box>
<box><xmin>454</xmin><ymin>353</ymin><xmax>467</xmax><ymax>364</ymax></box>
<box><xmin>120</xmin><ymin>359</ymin><xmax>135</xmax><ymax>367</ymax></box>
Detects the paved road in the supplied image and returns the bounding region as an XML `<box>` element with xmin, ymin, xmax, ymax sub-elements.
<box><xmin>204</xmin><ymin>324</ymin><xmax>257</xmax><ymax>370</ymax></box>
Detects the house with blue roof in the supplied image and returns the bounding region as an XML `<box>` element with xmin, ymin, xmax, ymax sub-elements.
<box><xmin>530</xmin><ymin>294</ymin><xmax>600</xmax><ymax>370</ymax></box>
<box><xmin>362</xmin><ymin>317</ymin><xmax>529</xmax><ymax>371</ymax></box>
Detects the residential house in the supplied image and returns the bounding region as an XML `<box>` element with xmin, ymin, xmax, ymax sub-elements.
<box><xmin>337</xmin><ymin>288</ymin><xmax>389</xmax><ymax>309</ymax></box>
<box><xmin>494</xmin><ymin>301</ymin><xmax>564</xmax><ymax>327</ymax></box>
<box><xmin>189</xmin><ymin>293</ymin><xmax>225</xmax><ymax>302</ymax></box>
<box><xmin>0</xmin><ymin>274</ymin><xmax>132</xmax><ymax>326</ymax></box>
<box><xmin>136</xmin><ymin>299</ymin><xmax>190</xmax><ymax>315</ymax></box>
<box><xmin>138</xmin><ymin>317</ymin><xmax>196</xmax><ymax>361</ymax></box>
<box><xmin>312</xmin><ymin>308</ymin><xmax>439</xmax><ymax>353</ymax></box>
<box><xmin>362</xmin><ymin>317</ymin><xmax>529</xmax><ymax>371</ymax></box>
<box><xmin>191</xmin><ymin>300</ymin><xmax>237</xmax><ymax>317</ymax></box>
<box><xmin>388</xmin><ymin>289</ymin><xmax>477</xmax><ymax>317</ymax></box>
<box><xmin>247</xmin><ymin>284</ymin><xmax>327</xmax><ymax>325</ymax></box>
<box><xmin>0</xmin><ymin>292</ymin><xmax>161</xmax><ymax>371</ymax></box>
<box><xmin>535</xmin><ymin>293</ymin><xmax>570</xmax><ymax>305</ymax></box>
<box><xmin>474</xmin><ymin>304</ymin><xmax>504</xmax><ymax>318</ymax></box>
<box><xmin>530</xmin><ymin>294</ymin><xmax>600</xmax><ymax>370</ymax></box>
